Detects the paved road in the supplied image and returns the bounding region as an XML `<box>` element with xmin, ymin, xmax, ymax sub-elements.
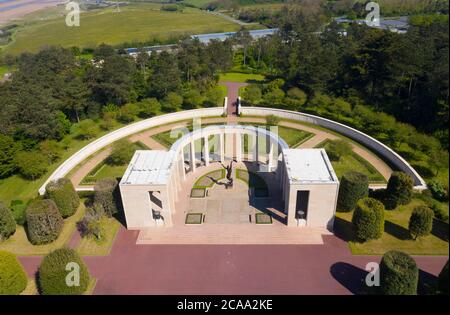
<box><xmin>221</xmin><ymin>82</ymin><xmax>248</xmax><ymax>116</ymax></box>
<box><xmin>19</xmin><ymin>228</ymin><xmax>447</xmax><ymax>295</ymax></box>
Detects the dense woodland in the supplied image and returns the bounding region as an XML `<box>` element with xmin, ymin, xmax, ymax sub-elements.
<box><xmin>0</xmin><ymin>0</ymin><xmax>448</xmax><ymax>191</ymax></box>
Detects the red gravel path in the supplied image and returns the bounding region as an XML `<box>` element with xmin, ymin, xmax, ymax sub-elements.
<box><xmin>19</xmin><ymin>227</ymin><xmax>448</xmax><ymax>295</ymax></box>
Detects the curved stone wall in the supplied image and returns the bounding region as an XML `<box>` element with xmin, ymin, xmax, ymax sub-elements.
<box><xmin>38</xmin><ymin>107</ymin><xmax>223</xmax><ymax>195</ymax></box>
<box><xmin>241</xmin><ymin>106</ymin><xmax>427</xmax><ymax>189</ymax></box>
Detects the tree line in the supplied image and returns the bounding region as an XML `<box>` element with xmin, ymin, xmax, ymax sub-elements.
<box><xmin>0</xmin><ymin>40</ymin><xmax>234</xmax><ymax>180</ymax></box>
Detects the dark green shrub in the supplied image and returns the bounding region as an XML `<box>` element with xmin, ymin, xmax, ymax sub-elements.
<box><xmin>77</xmin><ymin>205</ymin><xmax>105</xmax><ymax>240</ymax></box>
<box><xmin>408</xmin><ymin>206</ymin><xmax>434</xmax><ymax>239</ymax></box>
<box><xmin>0</xmin><ymin>250</ymin><xmax>28</xmax><ymax>295</ymax></box>
<box><xmin>94</xmin><ymin>177</ymin><xmax>119</xmax><ymax>217</ymax></box>
<box><xmin>265</xmin><ymin>114</ymin><xmax>280</xmax><ymax>126</ymax></box>
<box><xmin>26</xmin><ymin>199</ymin><xmax>63</xmax><ymax>245</ymax></box>
<box><xmin>379</xmin><ymin>250</ymin><xmax>418</xmax><ymax>295</ymax></box>
<box><xmin>351</xmin><ymin>197</ymin><xmax>385</xmax><ymax>241</ymax></box>
<box><xmin>0</xmin><ymin>201</ymin><xmax>16</xmax><ymax>241</ymax></box>
<box><xmin>430</xmin><ymin>202</ymin><xmax>449</xmax><ymax>223</ymax></box>
<box><xmin>337</xmin><ymin>171</ymin><xmax>369</xmax><ymax>212</ymax></box>
<box><xmin>45</xmin><ymin>178</ymin><xmax>80</xmax><ymax>218</ymax></box>
<box><xmin>38</xmin><ymin>247</ymin><xmax>90</xmax><ymax>295</ymax></box>
<box><xmin>10</xmin><ymin>200</ymin><xmax>27</xmax><ymax>225</ymax></box>
<box><xmin>325</xmin><ymin>139</ymin><xmax>352</xmax><ymax>162</ymax></box>
<box><xmin>107</xmin><ymin>139</ymin><xmax>135</xmax><ymax>165</ymax></box>
<box><xmin>438</xmin><ymin>260</ymin><xmax>449</xmax><ymax>295</ymax></box>
<box><xmin>427</xmin><ymin>180</ymin><xmax>448</xmax><ymax>202</ymax></box>
<box><xmin>385</xmin><ymin>172</ymin><xmax>414</xmax><ymax>209</ymax></box>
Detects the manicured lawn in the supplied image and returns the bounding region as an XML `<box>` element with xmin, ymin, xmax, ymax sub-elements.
<box><xmin>0</xmin><ymin>203</ymin><xmax>86</xmax><ymax>256</ymax></box>
<box><xmin>334</xmin><ymin>198</ymin><xmax>449</xmax><ymax>255</ymax></box>
<box><xmin>80</xmin><ymin>141</ymin><xmax>149</xmax><ymax>185</ymax></box>
<box><xmin>5</xmin><ymin>4</ymin><xmax>243</xmax><ymax>54</ymax></box>
<box><xmin>193</xmin><ymin>169</ymin><xmax>225</xmax><ymax>188</ymax></box>
<box><xmin>76</xmin><ymin>217</ymin><xmax>121</xmax><ymax>256</ymax></box>
<box><xmin>236</xmin><ymin>169</ymin><xmax>267</xmax><ymax>189</ymax></box>
<box><xmin>277</xmin><ymin>126</ymin><xmax>314</xmax><ymax>148</ymax></box>
<box><xmin>316</xmin><ymin>140</ymin><xmax>386</xmax><ymax>183</ymax></box>
<box><xmin>219</xmin><ymin>72</ymin><xmax>266</xmax><ymax>83</ymax></box>
<box><xmin>81</xmin><ymin>163</ymin><xmax>128</xmax><ymax>186</ymax></box>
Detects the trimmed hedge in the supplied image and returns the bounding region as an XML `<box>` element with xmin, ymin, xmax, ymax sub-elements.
<box><xmin>385</xmin><ymin>172</ymin><xmax>414</xmax><ymax>209</ymax></box>
<box><xmin>351</xmin><ymin>197</ymin><xmax>385</xmax><ymax>241</ymax></box>
<box><xmin>438</xmin><ymin>260</ymin><xmax>449</xmax><ymax>295</ymax></box>
<box><xmin>45</xmin><ymin>178</ymin><xmax>80</xmax><ymax>218</ymax></box>
<box><xmin>0</xmin><ymin>201</ymin><xmax>16</xmax><ymax>241</ymax></box>
<box><xmin>379</xmin><ymin>250</ymin><xmax>418</xmax><ymax>295</ymax></box>
<box><xmin>38</xmin><ymin>247</ymin><xmax>90</xmax><ymax>295</ymax></box>
<box><xmin>26</xmin><ymin>199</ymin><xmax>63</xmax><ymax>245</ymax></box>
<box><xmin>408</xmin><ymin>205</ymin><xmax>434</xmax><ymax>239</ymax></box>
<box><xmin>94</xmin><ymin>177</ymin><xmax>119</xmax><ymax>218</ymax></box>
<box><xmin>0</xmin><ymin>250</ymin><xmax>28</xmax><ymax>295</ymax></box>
<box><xmin>337</xmin><ymin>171</ymin><xmax>369</xmax><ymax>212</ymax></box>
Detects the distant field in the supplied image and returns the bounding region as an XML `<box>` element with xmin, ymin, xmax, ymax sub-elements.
<box><xmin>182</xmin><ymin>0</ymin><xmax>214</xmax><ymax>7</ymax></box>
<box><xmin>3</xmin><ymin>4</ymin><xmax>243</xmax><ymax>54</ymax></box>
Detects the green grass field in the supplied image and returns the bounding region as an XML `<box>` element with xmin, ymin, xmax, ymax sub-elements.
<box><xmin>182</xmin><ymin>0</ymin><xmax>214</xmax><ymax>7</ymax></box>
<box><xmin>4</xmin><ymin>4</ymin><xmax>243</xmax><ymax>54</ymax></box>
<box><xmin>0</xmin><ymin>65</ymin><xmax>11</xmax><ymax>76</ymax></box>
<box><xmin>335</xmin><ymin>198</ymin><xmax>449</xmax><ymax>255</ymax></box>
<box><xmin>219</xmin><ymin>72</ymin><xmax>267</xmax><ymax>83</ymax></box>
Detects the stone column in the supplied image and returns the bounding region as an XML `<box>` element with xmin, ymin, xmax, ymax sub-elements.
<box><xmin>190</xmin><ymin>140</ymin><xmax>196</xmax><ymax>173</ymax></box>
<box><xmin>235</xmin><ymin>133</ymin><xmax>242</xmax><ymax>162</ymax></box>
<box><xmin>252</xmin><ymin>132</ymin><xmax>258</xmax><ymax>163</ymax></box>
<box><xmin>268</xmin><ymin>141</ymin><xmax>274</xmax><ymax>171</ymax></box>
<box><xmin>220</xmin><ymin>132</ymin><xmax>225</xmax><ymax>163</ymax></box>
<box><xmin>180</xmin><ymin>149</ymin><xmax>186</xmax><ymax>180</ymax></box>
<box><xmin>204</xmin><ymin>136</ymin><xmax>210</xmax><ymax>166</ymax></box>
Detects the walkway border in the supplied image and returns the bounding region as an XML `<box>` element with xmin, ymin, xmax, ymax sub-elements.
<box><xmin>38</xmin><ymin>108</ymin><xmax>223</xmax><ymax>195</ymax></box>
<box><xmin>241</xmin><ymin>106</ymin><xmax>427</xmax><ymax>189</ymax></box>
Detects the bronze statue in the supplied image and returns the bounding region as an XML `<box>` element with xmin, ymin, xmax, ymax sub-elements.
<box><xmin>224</xmin><ymin>161</ymin><xmax>234</xmax><ymax>189</ymax></box>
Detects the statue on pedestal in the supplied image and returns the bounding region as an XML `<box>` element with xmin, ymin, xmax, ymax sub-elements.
<box><xmin>225</xmin><ymin>161</ymin><xmax>233</xmax><ymax>189</ymax></box>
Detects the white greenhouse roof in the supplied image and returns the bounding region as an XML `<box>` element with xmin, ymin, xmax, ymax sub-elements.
<box><xmin>283</xmin><ymin>148</ymin><xmax>338</xmax><ymax>184</ymax></box>
<box><xmin>120</xmin><ymin>150</ymin><xmax>174</xmax><ymax>185</ymax></box>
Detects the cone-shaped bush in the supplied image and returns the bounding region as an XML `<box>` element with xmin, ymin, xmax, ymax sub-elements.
<box><xmin>337</xmin><ymin>171</ymin><xmax>368</xmax><ymax>212</ymax></box>
<box><xmin>351</xmin><ymin>197</ymin><xmax>385</xmax><ymax>241</ymax></box>
<box><xmin>379</xmin><ymin>250</ymin><xmax>418</xmax><ymax>295</ymax></box>
<box><xmin>45</xmin><ymin>178</ymin><xmax>80</xmax><ymax>218</ymax></box>
<box><xmin>26</xmin><ymin>199</ymin><xmax>63</xmax><ymax>245</ymax></box>
<box><xmin>0</xmin><ymin>250</ymin><xmax>28</xmax><ymax>294</ymax></box>
<box><xmin>385</xmin><ymin>172</ymin><xmax>414</xmax><ymax>209</ymax></box>
<box><xmin>408</xmin><ymin>206</ymin><xmax>434</xmax><ymax>239</ymax></box>
<box><xmin>94</xmin><ymin>177</ymin><xmax>119</xmax><ymax>217</ymax></box>
<box><xmin>38</xmin><ymin>247</ymin><xmax>90</xmax><ymax>295</ymax></box>
<box><xmin>0</xmin><ymin>201</ymin><xmax>16</xmax><ymax>241</ymax></box>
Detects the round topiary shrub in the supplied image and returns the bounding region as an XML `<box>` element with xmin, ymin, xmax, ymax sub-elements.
<box><xmin>408</xmin><ymin>205</ymin><xmax>434</xmax><ymax>239</ymax></box>
<box><xmin>94</xmin><ymin>177</ymin><xmax>119</xmax><ymax>218</ymax></box>
<box><xmin>438</xmin><ymin>260</ymin><xmax>449</xmax><ymax>295</ymax></box>
<box><xmin>386</xmin><ymin>172</ymin><xmax>414</xmax><ymax>209</ymax></box>
<box><xmin>351</xmin><ymin>197</ymin><xmax>385</xmax><ymax>241</ymax></box>
<box><xmin>0</xmin><ymin>201</ymin><xmax>16</xmax><ymax>241</ymax></box>
<box><xmin>38</xmin><ymin>247</ymin><xmax>90</xmax><ymax>295</ymax></box>
<box><xmin>379</xmin><ymin>250</ymin><xmax>418</xmax><ymax>295</ymax></box>
<box><xmin>26</xmin><ymin>199</ymin><xmax>63</xmax><ymax>245</ymax></box>
<box><xmin>0</xmin><ymin>250</ymin><xmax>28</xmax><ymax>295</ymax></box>
<box><xmin>45</xmin><ymin>178</ymin><xmax>80</xmax><ymax>218</ymax></box>
<box><xmin>337</xmin><ymin>171</ymin><xmax>369</xmax><ymax>212</ymax></box>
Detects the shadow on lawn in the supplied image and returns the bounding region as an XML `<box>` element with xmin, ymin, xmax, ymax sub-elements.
<box><xmin>418</xmin><ymin>269</ymin><xmax>439</xmax><ymax>295</ymax></box>
<box><xmin>333</xmin><ymin>216</ymin><xmax>353</xmax><ymax>242</ymax></box>
<box><xmin>432</xmin><ymin>219</ymin><xmax>449</xmax><ymax>242</ymax></box>
<box><xmin>330</xmin><ymin>262</ymin><xmax>368</xmax><ymax>295</ymax></box>
<box><xmin>384</xmin><ymin>220</ymin><xmax>410</xmax><ymax>240</ymax></box>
